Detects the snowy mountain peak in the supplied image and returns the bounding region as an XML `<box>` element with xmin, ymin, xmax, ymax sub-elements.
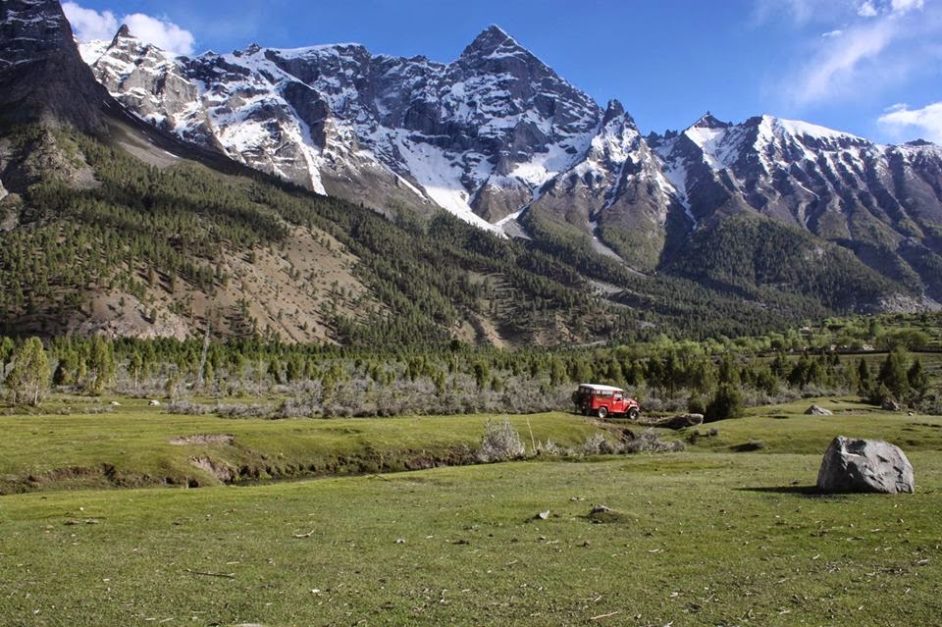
<box><xmin>752</xmin><ymin>114</ymin><xmax>866</xmax><ymax>144</ymax></box>
<box><xmin>603</xmin><ymin>99</ymin><xmax>626</xmax><ymax>123</ymax></box>
<box><xmin>691</xmin><ymin>112</ymin><xmax>729</xmax><ymax>129</ymax></box>
<box><xmin>113</xmin><ymin>24</ymin><xmax>132</xmax><ymax>41</ymax></box>
<box><xmin>461</xmin><ymin>25</ymin><xmax>522</xmax><ymax>56</ymax></box>
<box><xmin>69</xmin><ymin>16</ymin><xmax>942</xmax><ymax>302</ymax></box>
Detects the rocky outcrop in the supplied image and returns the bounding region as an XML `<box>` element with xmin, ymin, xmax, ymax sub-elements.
<box><xmin>805</xmin><ymin>405</ymin><xmax>833</xmax><ymax>416</ymax></box>
<box><xmin>816</xmin><ymin>436</ymin><xmax>914</xmax><ymax>494</ymax></box>
<box><xmin>0</xmin><ymin>0</ymin><xmax>110</xmax><ymax>133</ymax></box>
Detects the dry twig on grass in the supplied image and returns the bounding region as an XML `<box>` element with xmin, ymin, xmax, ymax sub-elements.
<box><xmin>183</xmin><ymin>568</ymin><xmax>235</xmax><ymax>579</ymax></box>
<box><xmin>590</xmin><ymin>610</ymin><xmax>620</xmax><ymax>621</ymax></box>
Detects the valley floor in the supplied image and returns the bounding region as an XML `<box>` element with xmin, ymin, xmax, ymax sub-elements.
<box><xmin>1</xmin><ymin>401</ymin><xmax>941</xmax><ymax>625</ymax></box>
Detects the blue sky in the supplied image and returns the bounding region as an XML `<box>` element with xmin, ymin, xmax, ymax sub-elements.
<box><xmin>63</xmin><ymin>0</ymin><xmax>942</xmax><ymax>143</ymax></box>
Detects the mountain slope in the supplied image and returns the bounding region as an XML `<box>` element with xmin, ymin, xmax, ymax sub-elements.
<box><xmin>79</xmin><ymin>19</ymin><xmax>942</xmax><ymax>309</ymax></box>
<box><xmin>5</xmin><ymin>0</ymin><xmax>798</xmax><ymax>347</ymax></box>
<box><xmin>651</xmin><ymin>114</ymin><xmax>942</xmax><ymax>304</ymax></box>
<box><xmin>0</xmin><ymin>0</ymin><xmax>940</xmax><ymax>347</ymax></box>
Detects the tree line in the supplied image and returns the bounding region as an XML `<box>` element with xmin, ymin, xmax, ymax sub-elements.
<box><xmin>2</xmin><ymin>317</ymin><xmax>937</xmax><ymax>417</ymax></box>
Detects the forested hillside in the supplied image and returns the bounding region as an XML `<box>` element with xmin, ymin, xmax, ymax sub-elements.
<box><xmin>3</xmin><ymin>123</ymin><xmax>844</xmax><ymax>347</ymax></box>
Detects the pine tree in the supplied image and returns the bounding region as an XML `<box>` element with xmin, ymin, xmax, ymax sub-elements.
<box><xmin>705</xmin><ymin>384</ymin><xmax>744</xmax><ymax>422</ymax></box>
<box><xmin>856</xmin><ymin>358</ymin><xmax>871</xmax><ymax>397</ymax></box>
<box><xmin>86</xmin><ymin>336</ymin><xmax>116</xmax><ymax>396</ymax></box>
<box><xmin>4</xmin><ymin>337</ymin><xmax>51</xmax><ymax>406</ymax></box>
<box><xmin>876</xmin><ymin>349</ymin><xmax>909</xmax><ymax>402</ymax></box>
<box><xmin>907</xmin><ymin>359</ymin><xmax>928</xmax><ymax>402</ymax></box>
<box><xmin>128</xmin><ymin>351</ymin><xmax>144</xmax><ymax>387</ymax></box>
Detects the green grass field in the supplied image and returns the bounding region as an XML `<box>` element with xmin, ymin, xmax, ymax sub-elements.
<box><xmin>1</xmin><ymin>398</ymin><xmax>941</xmax><ymax>625</ymax></box>
<box><xmin>0</xmin><ymin>402</ymin><xmax>601</xmax><ymax>493</ymax></box>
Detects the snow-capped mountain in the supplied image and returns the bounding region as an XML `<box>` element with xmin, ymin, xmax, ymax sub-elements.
<box><xmin>652</xmin><ymin>112</ymin><xmax>942</xmax><ymax>231</ymax></box>
<box><xmin>80</xmin><ymin>25</ymin><xmax>619</xmax><ymax>235</ymax></box>
<box><xmin>75</xmin><ymin>21</ymin><xmax>942</xmax><ymax>299</ymax></box>
<box><xmin>3</xmin><ymin>0</ymin><xmax>942</xmax><ymax>346</ymax></box>
<box><xmin>649</xmin><ymin>113</ymin><xmax>942</xmax><ymax>298</ymax></box>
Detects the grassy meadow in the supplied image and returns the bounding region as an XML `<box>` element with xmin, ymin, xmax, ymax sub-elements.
<box><xmin>1</xmin><ymin>398</ymin><xmax>941</xmax><ymax>624</ymax></box>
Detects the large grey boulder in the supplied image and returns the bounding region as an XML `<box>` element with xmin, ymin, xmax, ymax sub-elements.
<box><xmin>817</xmin><ymin>436</ymin><xmax>914</xmax><ymax>494</ymax></box>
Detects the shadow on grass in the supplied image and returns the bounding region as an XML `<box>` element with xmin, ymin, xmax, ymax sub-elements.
<box><xmin>737</xmin><ymin>486</ymin><xmax>845</xmax><ymax>498</ymax></box>
<box><xmin>730</xmin><ymin>441</ymin><xmax>766</xmax><ymax>452</ymax></box>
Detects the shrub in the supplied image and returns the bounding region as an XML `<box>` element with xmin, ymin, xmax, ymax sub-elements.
<box><xmin>166</xmin><ymin>400</ymin><xmax>214</xmax><ymax>415</ymax></box>
<box><xmin>535</xmin><ymin>439</ymin><xmax>563</xmax><ymax>456</ymax></box>
<box><xmin>581</xmin><ymin>432</ymin><xmax>617</xmax><ymax>455</ymax></box>
<box><xmin>705</xmin><ymin>384</ymin><xmax>744</xmax><ymax>422</ymax></box>
<box><xmin>477</xmin><ymin>418</ymin><xmax>526</xmax><ymax>462</ymax></box>
<box><xmin>624</xmin><ymin>429</ymin><xmax>685</xmax><ymax>454</ymax></box>
<box><xmin>687</xmin><ymin>395</ymin><xmax>706</xmax><ymax>415</ymax></box>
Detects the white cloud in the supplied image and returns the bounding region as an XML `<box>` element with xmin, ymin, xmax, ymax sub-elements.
<box><xmin>62</xmin><ymin>2</ymin><xmax>195</xmax><ymax>56</ymax></box>
<box><xmin>752</xmin><ymin>0</ymin><xmax>850</xmax><ymax>26</ymax></box>
<box><xmin>62</xmin><ymin>2</ymin><xmax>118</xmax><ymax>42</ymax></box>
<box><xmin>775</xmin><ymin>0</ymin><xmax>941</xmax><ymax>107</ymax></box>
<box><xmin>858</xmin><ymin>1</ymin><xmax>879</xmax><ymax>17</ymax></box>
<box><xmin>857</xmin><ymin>0</ymin><xmax>926</xmax><ymax>16</ymax></box>
<box><xmin>789</xmin><ymin>20</ymin><xmax>897</xmax><ymax>105</ymax></box>
<box><xmin>123</xmin><ymin>13</ymin><xmax>195</xmax><ymax>56</ymax></box>
<box><xmin>878</xmin><ymin>102</ymin><xmax>942</xmax><ymax>143</ymax></box>
<box><xmin>890</xmin><ymin>0</ymin><xmax>926</xmax><ymax>14</ymax></box>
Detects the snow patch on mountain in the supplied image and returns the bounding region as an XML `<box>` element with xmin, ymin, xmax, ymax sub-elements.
<box><xmin>77</xmin><ymin>39</ymin><xmax>108</xmax><ymax>64</ymax></box>
<box><xmin>393</xmin><ymin>131</ymin><xmax>502</xmax><ymax>233</ymax></box>
<box><xmin>773</xmin><ymin>116</ymin><xmax>863</xmax><ymax>142</ymax></box>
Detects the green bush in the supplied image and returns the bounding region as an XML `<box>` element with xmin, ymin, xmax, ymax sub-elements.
<box><xmin>705</xmin><ymin>384</ymin><xmax>744</xmax><ymax>422</ymax></box>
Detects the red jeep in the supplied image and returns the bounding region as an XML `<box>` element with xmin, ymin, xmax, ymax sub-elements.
<box><xmin>572</xmin><ymin>383</ymin><xmax>640</xmax><ymax>420</ymax></box>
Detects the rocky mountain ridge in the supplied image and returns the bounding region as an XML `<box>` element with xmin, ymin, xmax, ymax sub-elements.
<box><xmin>76</xmin><ymin>19</ymin><xmax>942</xmax><ymax>304</ymax></box>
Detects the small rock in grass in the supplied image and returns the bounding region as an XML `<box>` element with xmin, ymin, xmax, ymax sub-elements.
<box><xmin>586</xmin><ymin>505</ymin><xmax>628</xmax><ymax>524</ymax></box>
<box><xmin>531</xmin><ymin>510</ymin><xmax>550</xmax><ymax>521</ymax></box>
<box><xmin>149</xmin><ymin>400</ymin><xmax>161</xmax><ymax>407</ymax></box>
<box><xmin>805</xmin><ymin>404</ymin><xmax>833</xmax><ymax>416</ymax></box>
<box><xmin>395</xmin><ymin>538</ymin><xmax>405</xmax><ymax>544</ymax></box>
